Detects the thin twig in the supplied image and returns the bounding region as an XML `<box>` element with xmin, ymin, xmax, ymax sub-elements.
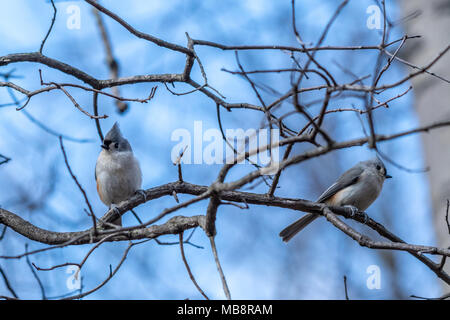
<box><xmin>411</xmin><ymin>292</ymin><xmax>450</xmax><ymax>300</ymax></box>
<box><xmin>59</xmin><ymin>136</ymin><xmax>98</xmax><ymax>233</ymax></box>
<box><xmin>92</xmin><ymin>3</ymin><xmax>128</xmax><ymax>113</ymax></box>
<box><xmin>37</xmin><ymin>70</ymin><xmax>108</xmax><ymax>119</ymax></box>
<box><xmin>446</xmin><ymin>200</ymin><xmax>450</xmax><ymax>235</ymax></box>
<box><xmin>154</xmin><ymin>228</ymin><xmax>203</xmax><ymax>249</ymax></box>
<box><xmin>0</xmin><ymin>154</ymin><xmax>11</xmax><ymax>166</ymax></box>
<box><xmin>61</xmin><ymin>241</ymin><xmax>135</xmax><ymax>300</ymax></box>
<box><xmin>0</xmin><ymin>70</ymin><xmax>92</xmax><ymax>143</ymax></box>
<box><xmin>25</xmin><ymin>244</ymin><xmax>46</xmax><ymax>300</ymax></box>
<box><xmin>0</xmin><ymin>266</ymin><xmax>18</xmax><ymax>299</ymax></box>
<box><xmin>209</xmin><ymin>236</ymin><xmax>231</xmax><ymax>300</ymax></box>
<box><xmin>0</xmin><ymin>226</ymin><xmax>6</xmax><ymax>240</ymax></box>
<box><xmin>39</xmin><ymin>0</ymin><xmax>57</xmax><ymax>54</ymax></box>
<box><xmin>93</xmin><ymin>91</ymin><xmax>104</xmax><ymax>142</ymax></box>
<box><xmin>343</xmin><ymin>275</ymin><xmax>349</xmax><ymax>300</ymax></box>
<box><xmin>179</xmin><ymin>232</ymin><xmax>209</xmax><ymax>299</ymax></box>
<box><xmin>130</xmin><ymin>209</ymin><xmax>143</xmax><ymax>225</ymax></box>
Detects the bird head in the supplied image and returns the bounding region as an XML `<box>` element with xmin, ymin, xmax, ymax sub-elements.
<box><xmin>101</xmin><ymin>122</ymin><xmax>132</xmax><ymax>153</ymax></box>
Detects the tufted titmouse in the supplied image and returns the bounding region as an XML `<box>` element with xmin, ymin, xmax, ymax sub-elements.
<box><xmin>279</xmin><ymin>157</ymin><xmax>392</xmax><ymax>242</ymax></box>
<box><xmin>95</xmin><ymin>122</ymin><xmax>142</xmax><ymax>227</ymax></box>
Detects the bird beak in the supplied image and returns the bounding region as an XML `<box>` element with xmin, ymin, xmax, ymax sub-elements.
<box><xmin>101</xmin><ymin>143</ymin><xmax>109</xmax><ymax>150</ymax></box>
<box><xmin>385</xmin><ymin>174</ymin><xmax>392</xmax><ymax>179</ymax></box>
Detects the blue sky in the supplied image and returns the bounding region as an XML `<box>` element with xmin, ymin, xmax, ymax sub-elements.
<box><xmin>0</xmin><ymin>0</ymin><xmax>444</xmax><ymax>299</ymax></box>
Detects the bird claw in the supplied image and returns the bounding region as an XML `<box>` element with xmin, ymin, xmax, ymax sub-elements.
<box><xmin>344</xmin><ymin>205</ymin><xmax>359</xmax><ymax>218</ymax></box>
<box><xmin>101</xmin><ymin>206</ymin><xmax>121</xmax><ymax>229</ymax></box>
<box><xmin>136</xmin><ymin>189</ymin><xmax>147</xmax><ymax>202</ymax></box>
<box><xmin>112</xmin><ymin>206</ymin><xmax>122</xmax><ymax>222</ymax></box>
<box><xmin>361</xmin><ymin>212</ymin><xmax>370</xmax><ymax>224</ymax></box>
<box><xmin>344</xmin><ymin>205</ymin><xmax>369</xmax><ymax>224</ymax></box>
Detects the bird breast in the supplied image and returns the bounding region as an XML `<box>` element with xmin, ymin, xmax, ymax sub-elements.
<box><xmin>96</xmin><ymin>150</ymin><xmax>142</xmax><ymax>206</ymax></box>
<box><xmin>327</xmin><ymin>172</ymin><xmax>383</xmax><ymax>211</ymax></box>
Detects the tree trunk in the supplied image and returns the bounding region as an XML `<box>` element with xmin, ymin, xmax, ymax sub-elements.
<box><xmin>399</xmin><ymin>0</ymin><xmax>450</xmax><ymax>290</ymax></box>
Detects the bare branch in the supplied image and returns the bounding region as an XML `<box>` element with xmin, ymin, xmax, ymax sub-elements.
<box><xmin>39</xmin><ymin>0</ymin><xmax>56</xmax><ymax>54</ymax></box>
<box><xmin>92</xmin><ymin>2</ymin><xmax>128</xmax><ymax>113</ymax></box>
<box><xmin>343</xmin><ymin>275</ymin><xmax>349</xmax><ymax>300</ymax></box>
<box><xmin>179</xmin><ymin>232</ymin><xmax>209</xmax><ymax>299</ymax></box>
<box><xmin>209</xmin><ymin>236</ymin><xmax>231</xmax><ymax>300</ymax></box>
<box><xmin>84</xmin><ymin>0</ymin><xmax>192</xmax><ymax>56</ymax></box>
<box><xmin>59</xmin><ymin>136</ymin><xmax>98</xmax><ymax>233</ymax></box>
<box><xmin>0</xmin><ymin>266</ymin><xmax>18</xmax><ymax>299</ymax></box>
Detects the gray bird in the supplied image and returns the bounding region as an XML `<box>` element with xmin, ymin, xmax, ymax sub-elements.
<box><xmin>280</xmin><ymin>157</ymin><xmax>392</xmax><ymax>242</ymax></box>
<box><xmin>95</xmin><ymin>122</ymin><xmax>142</xmax><ymax>227</ymax></box>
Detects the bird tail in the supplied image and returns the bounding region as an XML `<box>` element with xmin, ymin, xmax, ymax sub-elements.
<box><xmin>279</xmin><ymin>213</ymin><xmax>318</xmax><ymax>242</ymax></box>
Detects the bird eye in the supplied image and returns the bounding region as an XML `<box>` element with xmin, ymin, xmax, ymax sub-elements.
<box><xmin>114</xmin><ymin>142</ymin><xmax>119</xmax><ymax>148</ymax></box>
<box><xmin>376</xmin><ymin>165</ymin><xmax>381</xmax><ymax>170</ymax></box>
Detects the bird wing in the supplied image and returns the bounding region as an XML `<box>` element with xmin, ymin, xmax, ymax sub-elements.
<box><xmin>316</xmin><ymin>165</ymin><xmax>364</xmax><ymax>203</ymax></box>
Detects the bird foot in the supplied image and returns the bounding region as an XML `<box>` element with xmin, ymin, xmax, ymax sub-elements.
<box><xmin>344</xmin><ymin>205</ymin><xmax>369</xmax><ymax>224</ymax></box>
<box><xmin>361</xmin><ymin>212</ymin><xmax>370</xmax><ymax>224</ymax></box>
<box><xmin>136</xmin><ymin>189</ymin><xmax>147</xmax><ymax>202</ymax></box>
<box><xmin>100</xmin><ymin>206</ymin><xmax>122</xmax><ymax>229</ymax></box>
<box><xmin>111</xmin><ymin>206</ymin><xmax>122</xmax><ymax>226</ymax></box>
<box><xmin>344</xmin><ymin>205</ymin><xmax>359</xmax><ymax>218</ymax></box>
<box><xmin>112</xmin><ymin>206</ymin><xmax>121</xmax><ymax>216</ymax></box>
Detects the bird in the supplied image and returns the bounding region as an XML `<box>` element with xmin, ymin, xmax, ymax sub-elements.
<box><xmin>279</xmin><ymin>157</ymin><xmax>392</xmax><ymax>242</ymax></box>
<box><xmin>95</xmin><ymin>122</ymin><xmax>143</xmax><ymax>227</ymax></box>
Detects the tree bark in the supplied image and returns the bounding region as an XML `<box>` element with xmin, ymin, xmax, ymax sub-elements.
<box><xmin>399</xmin><ymin>0</ymin><xmax>450</xmax><ymax>289</ymax></box>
